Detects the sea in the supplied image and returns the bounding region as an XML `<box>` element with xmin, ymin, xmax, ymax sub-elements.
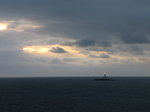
<box><xmin>0</xmin><ymin>77</ymin><xmax>150</xmax><ymax>112</ymax></box>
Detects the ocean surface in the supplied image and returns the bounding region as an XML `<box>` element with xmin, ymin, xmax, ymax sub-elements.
<box><xmin>0</xmin><ymin>77</ymin><xmax>150</xmax><ymax>112</ymax></box>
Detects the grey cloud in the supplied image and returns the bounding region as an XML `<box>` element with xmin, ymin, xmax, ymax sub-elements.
<box><xmin>64</xmin><ymin>39</ymin><xmax>111</xmax><ymax>48</ymax></box>
<box><xmin>99</xmin><ymin>53</ymin><xmax>110</xmax><ymax>58</ymax></box>
<box><xmin>50</xmin><ymin>47</ymin><xmax>68</xmax><ymax>53</ymax></box>
<box><xmin>129</xmin><ymin>45</ymin><xmax>145</xmax><ymax>55</ymax></box>
<box><xmin>51</xmin><ymin>59</ymin><xmax>62</xmax><ymax>64</ymax></box>
<box><xmin>121</xmin><ymin>32</ymin><xmax>150</xmax><ymax>44</ymax></box>
<box><xmin>115</xmin><ymin>45</ymin><xmax>145</xmax><ymax>55</ymax></box>
<box><xmin>138</xmin><ymin>58</ymin><xmax>148</xmax><ymax>61</ymax></box>
<box><xmin>75</xmin><ymin>39</ymin><xmax>96</xmax><ymax>47</ymax></box>
<box><xmin>51</xmin><ymin>58</ymin><xmax>77</xmax><ymax>65</ymax></box>
<box><xmin>75</xmin><ymin>39</ymin><xmax>111</xmax><ymax>47</ymax></box>
<box><xmin>63</xmin><ymin>58</ymin><xmax>77</xmax><ymax>62</ymax></box>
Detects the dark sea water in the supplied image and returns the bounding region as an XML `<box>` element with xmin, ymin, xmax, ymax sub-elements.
<box><xmin>0</xmin><ymin>77</ymin><xmax>150</xmax><ymax>112</ymax></box>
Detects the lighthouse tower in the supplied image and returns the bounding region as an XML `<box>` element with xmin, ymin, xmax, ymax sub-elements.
<box><xmin>103</xmin><ymin>72</ymin><xmax>107</xmax><ymax>79</ymax></box>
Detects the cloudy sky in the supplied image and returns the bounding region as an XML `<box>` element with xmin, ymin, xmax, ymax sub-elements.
<box><xmin>0</xmin><ymin>0</ymin><xmax>150</xmax><ymax>77</ymax></box>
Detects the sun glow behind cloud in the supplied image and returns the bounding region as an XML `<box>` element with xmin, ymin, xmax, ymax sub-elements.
<box><xmin>0</xmin><ymin>23</ymin><xmax>8</xmax><ymax>30</ymax></box>
<box><xmin>23</xmin><ymin>46</ymin><xmax>49</xmax><ymax>53</ymax></box>
<box><xmin>22</xmin><ymin>44</ymin><xmax>149</xmax><ymax>65</ymax></box>
<box><xmin>23</xmin><ymin>44</ymin><xmax>85</xmax><ymax>58</ymax></box>
<box><xmin>0</xmin><ymin>19</ymin><xmax>41</xmax><ymax>32</ymax></box>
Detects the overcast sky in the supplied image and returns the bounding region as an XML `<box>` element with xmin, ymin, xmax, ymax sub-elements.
<box><xmin>0</xmin><ymin>0</ymin><xmax>150</xmax><ymax>77</ymax></box>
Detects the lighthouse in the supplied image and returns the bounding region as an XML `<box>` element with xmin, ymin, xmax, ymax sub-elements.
<box><xmin>103</xmin><ymin>72</ymin><xmax>107</xmax><ymax>79</ymax></box>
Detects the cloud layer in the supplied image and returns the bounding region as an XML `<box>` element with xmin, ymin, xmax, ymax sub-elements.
<box><xmin>0</xmin><ymin>0</ymin><xmax>150</xmax><ymax>76</ymax></box>
<box><xmin>0</xmin><ymin>0</ymin><xmax>150</xmax><ymax>44</ymax></box>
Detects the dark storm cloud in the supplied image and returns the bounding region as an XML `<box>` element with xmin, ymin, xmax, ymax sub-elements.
<box><xmin>0</xmin><ymin>0</ymin><xmax>150</xmax><ymax>45</ymax></box>
<box><xmin>50</xmin><ymin>47</ymin><xmax>67</xmax><ymax>53</ymax></box>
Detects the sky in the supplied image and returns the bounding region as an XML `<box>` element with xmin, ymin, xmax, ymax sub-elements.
<box><xmin>0</xmin><ymin>0</ymin><xmax>150</xmax><ymax>77</ymax></box>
